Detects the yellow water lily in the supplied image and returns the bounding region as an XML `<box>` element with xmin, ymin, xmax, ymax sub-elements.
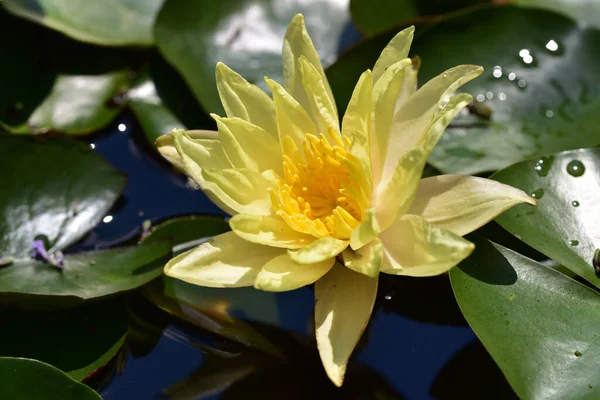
<box><xmin>157</xmin><ymin>15</ymin><xmax>535</xmax><ymax>386</ymax></box>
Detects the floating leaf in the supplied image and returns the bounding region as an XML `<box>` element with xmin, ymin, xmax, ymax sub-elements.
<box><xmin>0</xmin><ymin>300</ymin><xmax>128</xmax><ymax>381</ymax></box>
<box><xmin>327</xmin><ymin>5</ymin><xmax>600</xmax><ymax>174</ymax></box>
<box><xmin>2</xmin><ymin>0</ymin><xmax>165</xmax><ymax>46</ymax></box>
<box><xmin>0</xmin><ymin>240</ymin><xmax>172</xmax><ymax>308</ymax></box>
<box><xmin>0</xmin><ymin>135</ymin><xmax>125</xmax><ymax>260</ymax></box>
<box><xmin>154</xmin><ymin>0</ymin><xmax>350</xmax><ymax>114</ymax></box>
<box><xmin>450</xmin><ymin>236</ymin><xmax>600</xmax><ymax>399</ymax></box>
<box><xmin>491</xmin><ymin>148</ymin><xmax>600</xmax><ymax>288</ymax></box>
<box><xmin>0</xmin><ymin>358</ymin><xmax>102</xmax><ymax>399</ymax></box>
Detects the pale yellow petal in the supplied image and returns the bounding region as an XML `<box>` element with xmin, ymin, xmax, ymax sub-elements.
<box><xmin>165</xmin><ymin>232</ymin><xmax>285</xmax><ymax>287</ymax></box>
<box><xmin>379</xmin><ymin>214</ymin><xmax>474</xmax><ymax>277</ymax></box>
<box><xmin>298</xmin><ymin>56</ymin><xmax>340</xmax><ymax>136</ymax></box>
<box><xmin>373</xmin><ymin>146</ymin><xmax>428</xmax><ymax>231</ymax></box>
<box><xmin>315</xmin><ymin>264</ymin><xmax>378</xmax><ymax>387</ymax></box>
<box><xmin>215</xmin><ymin>62</ymin><xmax>277</xmax><ymax>137</ymax></box>
<box><xmin>372</xmin><ymin>26</ymin><xmax>415</xmax><ymax>83</ymax></box>
<box><xmin>371</xmin><ymin>58</ymin><xmax>413</xmax><ymax>186</ymax></box>
<box><xmin>350</xmin><ymin>208</ymin><xmax>379</xmax><ymax>250</ymax></box>
<box><xmin>265</xmin><ymin>77</ymin><xmax>317</xmax><ymax>156</ymax></box>
<box><xmin>254</xmin><ymin>253</ymin><xmax>334</xmax><ymax>292</ymax></box>
<box><xmin>395</xmin><ymin>56</ymin><xmax>420</xmax><ymax>111</ymax></box>
<box><xmin>408</xmin><ymin>175</ymin><xmax>537</xmax><ymax>236</ymax></box>
<box><xmin>283</xmin><ymin>14</ymin><xmax>337</xmax><ymax>122</ymax></box>
<box><xmin>342</xmin><ymin>238</ymin><xmax>382</xmax><ymax>278</ymax></box>
<box><xmin>229</xmin><ymin>214</ymin><xmax>315</xmax><ymax>249</ymax></box>
<box><xmin>342</xmin><ymin>69</ymin><xmax>373</xmax><ymax>193</ymax></box>
<box><xmin>382</xmin><ymin>65</ymin><xmax>482</xmax><ymax>184</ymax></box>
<box><xmin>212</xmin><ymin>115</ymin><xmax>282</xmax><ymax>173</ymax></box>
<box><xmin>156</xmin><ymin>130</ymin><xmax>220</xmax><ymax>172</ymax></box>
<box><xmin>288</xmin><ymin>236</ymin><xmax>348</xmax><ymax>264</ymax></box>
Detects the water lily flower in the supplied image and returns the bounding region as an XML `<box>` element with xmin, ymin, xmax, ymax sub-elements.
<box><xmin>157</xmin><ymin>15</ymin><xmax>536</xmax><ymax>386</ymax></box>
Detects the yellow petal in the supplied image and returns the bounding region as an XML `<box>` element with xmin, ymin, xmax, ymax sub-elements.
<box><xmin>283</xmin><ymin>14</ymin><xmax>337</xmax><ymax>122</ymax></box>
<box><xmin>371</xmin><ymin>58</ymin><xmax>413</xmax><ymax>185</ymax></box>
<box><xmin>165</xmin><ymin>232</ymin><xmax>284</xmax><ymax>287</ymax></box>
<box><xmin>212</xmin><ymin>115</ymin><xmax>282</xmax><ymax>173</ymax></box>
<box><xmin>315</xmin><ymin>264</ymin><xmax>378</xmax><ymax>387</ymax></box>
<box><xmin>298</xmin><ymin>56</ymin><xmax>340</xmax><ymax>136</ymax></box>
<box><xmin>382</xmin><ymin>65</ymin><xmax>482</xmax><ymax>184</ymax></box>
<box><xmin>350</xmin><ymin>208</ymin><xmax>379</xmax><ymax>250</ymax></box>
<box><xmin>288</xmin><ymin>236</ymin><xmax>348</xmax><ymax>264</ymax></box>
<box><xmin>372</xmin><ymin>26</ymin><xmax>415</xmax><ymax>83</ymax></box>
<box><xmin>229</xmin><ymin>214</ymin><xmax>315</xmax><ymax>249</ymax></box>
<box><xmin>342</xmin><ymin>70</ymin><xmax>373</xmax><ymax>194</ymax></box>
<box><xmin>395</xmin><ymin>56</ymin><xmax>420</xmax><ymax>111</ymax></box>
<box><xmin>156</xmin><ymin>130</ymin><xmax>220</xmax><ymax>173</ymax></box>
<box><xmin>409</xmin><ymin>175</ymin><xmax>537</xmax><ymax>236</ymax></box>
<box><xmin>254</xmin><ymin>253</ymin><xmax>334</xmax><ymax>292</ymax></box>
<box><xmin>173</xmin><ymin>129</ymin><xmax>275</xmax><ymax>215</ymax></box>
<box><xmin>373</xmin><ymin>146</ymin><xmax>428</xmax><ymax>231</ymax></box>
<box><xmin>342</xmin><ymin>238</ymin><xmax>382</xmax><ymax>278</ymax></box>
<box><xmin>265</xmin><ymin>77</ymin><xmax>317</xmax><ymax>156</ymax></box>
<box><xmin>379</xmin><ymin>214</ymin><xmax>475</xmax><ymax>277</ymax></box>
<box><xmin>215</xmin><ymin>62</ymin><xmax>278</xmax><ymax>137</ymax></box>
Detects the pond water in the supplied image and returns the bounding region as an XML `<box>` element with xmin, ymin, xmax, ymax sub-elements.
<box><xmin>82</xmin><ymin>114</ymin><xmax>517</xmax><ymax>399</ymax></box>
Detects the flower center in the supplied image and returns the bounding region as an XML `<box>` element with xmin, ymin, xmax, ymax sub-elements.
<box><xmin>270</xmin><ymin>128</ymin><xmax>369</xmax><ymax>239</ymax></box>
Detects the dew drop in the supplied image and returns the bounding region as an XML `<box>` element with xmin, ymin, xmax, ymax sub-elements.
<box><xmin>572</xmin><ymin>200</ymin><xmax>580</xmax><ymax>207</ymax></box>
<box><xmin>508</xmin><ymin>72</ymin><xmax>516</xmax><ymax>81</ymax></box>
<box><xmin>533</xmin><ymin>156</ymin><xmax>554</xmax><ymax>177</ymax></box>
<box><xmin>567</xmin><ymin>160</ymin><xmax>585</xmax><ymax>177</ymax></box>
<box><xmin>575</xmin><ymin>351</ymin><xmax>583</xmax><ymax>357</ymax></box>
<box><xmin>546</xmin><ymin>39</ymin><xmax>559</xmax><ymax>52</ymax></box>
<box><xmin>531</xmin><ymin>188</ymin><xmax>544</xmax><ymax>199</ymax></box>
<box><xmin>518</xmin><ymin>79</ymin><xmax>527</xmax><ymax>89</ymax></box>
<box><xmin>569</xmin><ymin>240</ymin><xmax>579</xmax><ymax>247</ymax></box>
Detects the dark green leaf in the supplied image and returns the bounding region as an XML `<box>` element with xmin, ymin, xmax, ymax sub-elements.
<box><xmin>328</xmin><ymin>5</ymin><xmax>600</xmax><ymax>174</ymax></box>
<box><xmin>514</xmin><ymin>0</ymin><xmax>600</xmax><ymax>28</ymax></box>
<box><xmin>0</xmin><ymin>300</ymin><xmax>128</xmax><ymax>381</ymax></box>
<box><xmin>0</xmin><ymin>358</ymin><xmax>102</xmax><ymax>399</ymax></box>
<box><xmin>154</xmin><ymin>0</ymin><xmax>350</xmax><ymax>114</ymax></box>
<box><xmin>450</xmin><ymin>237</ymin><xmax>600</xmax><ymax>399</ymax></box>
<box><xmin>2</xmin><ymin>0</ymin><xmax>165</xmax><ymax>46</ymax></box>
<box><xmin>0</xmin><ymin>135</ymin><xmax>125</xmax><ymax>260</ymax></box>
<box><xmin>491</xmin><ymin>148</ymin><xmax>600</xmax><ymax>288</ymax></box>
<box><xmin>0</xmin><ymin>240</ymin><xmax>172</xmax><ymax>308</ymax></box>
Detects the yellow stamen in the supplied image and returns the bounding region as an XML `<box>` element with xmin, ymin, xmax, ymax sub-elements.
<box><xmin>271</xmin><ymin>128</ymin><xmax>369</xmax><ymax>239</ymax></box>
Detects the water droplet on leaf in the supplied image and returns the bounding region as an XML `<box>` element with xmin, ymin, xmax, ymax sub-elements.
<box><xmin>569</xmin><ymin>240</ymin><xmax>579</xmax><ymax>246</ymax></box>
<box><xmin>531</xmin><ymin>188</ymin><xmax>544</xmax><ymax>199</ymax></box>
<box><xmin>572</xmin><ymin>201</ymin><xmax>580</xmax><ymax>207</ymax></box>
<box><xmin>567</xmin><ymin>160</ymin><xmax>585</xmax><ymax>177</ymax></box>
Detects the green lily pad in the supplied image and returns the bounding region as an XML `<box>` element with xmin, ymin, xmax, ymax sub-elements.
<box><xmin>128</xmin><ymin>72</ymin><xmax>185</xmax><ymax>148</ymax></box>
<box><xmin>0</xmin><ymin>240</ymin><xmax>172</xmax><ymax>308</ymax></box>
<box><xmin>491</xmin><ymin>148</ymin><xmax>600</xmax><ymax>288</ymax></box>
<box><xmin>154</xmin><ymin>0</ymin><xmax>350</xmax><ymax>114</ymax></box>
<box><xmin>450</xmin><ymin>237</ymin><xmax>600</xmax><ymax>399</ymax></box>
<box><xmin>2</xmin><ymin>0</ymin><xmax>165</xmax><ymax>46</ymax></box>
<box><xmin>0</xmin><ymin>300</ymin><xmax>128</xmax><ymax>381</ymax></box>
<box><xmin>26</xmin><ymin>70</ymin><xmax>130</xmax><ymax>135</ymax></box>
<box><xmin>0</xmin><ymin>358</ymin><xmax>102</xmax><ymax>399</ymax></box>
<box><xmin>513</xmin><ymin>0</ymin><xmax>600</xmax><ymax>29</ymax></box>
<box><xmin>327</xmin><ymin>5</ymin><xmax>600</xmax><ymax>174</ymax></box>
<box><xmin>0</xmin><ymin>135</ymin><xmax>125</xmax><ymax>259</ymax></box>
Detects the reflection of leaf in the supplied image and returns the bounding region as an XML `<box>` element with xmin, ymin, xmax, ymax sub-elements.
<box><xmin>2</xmin><ymin>0</ymin><xmax>165</xmax><ymax>46</ymax></box>
<box><xmin>451</xmin><ymin>236</ymin><xmax>600</xmax><ymax>399</ymax></box>
<box><xmin>492</xmin><ymin>148</ymin><xmax>600</xmax><ymax>288</ymax></box>
<box><xmin>0</xmin><ymin>299</ymin><xmax>128</xmax><ymax>381</ymax></box>
<box><xmin>0</xmin><ymin>358</ymin><xmax>103</xmax><ymax>399</ymax></box>
<box><xmin>154</xmin><ymin>0</ymin><xmax>350</xmax><ymax>114</ymax></box>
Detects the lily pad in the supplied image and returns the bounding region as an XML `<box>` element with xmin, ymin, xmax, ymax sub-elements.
<box><xmin>0</xmin><ymin>358</ymin><xmax>102</xmax><ymax>399</ymax></box>
<box><xmin>491</xmin><ymin>148</ymin><xmax>600</xmax><ymax>288</ymax></box>
<box><xmin>0</xmin><ymin>135</ymin><xmax>125</xmax><ymax>259</ymax></box>
<box><xmin>2</xmin><ymin>0</ymin><xmax>165</xmax><ymax>46</ymax></box>
<box><xmin>27</xmin><ymin>70</ymin><xmax>131</xmax><ymax>135</ymax></box>
<box><xmin>450</xmin><ymin>237</ymin><xmax>600</xmax><ymax>399</ymax></box>
<box><xmin>0</xmin><ymin>240</ymin><xmax>172</xmax><ymax>308</ymax></box>
<box><xmin>513</xmin><ymin>0</ymin><xmax>600</xmax><ymax>29</ymax></box>
<box><xmin>154</xmin><ymin>0</ymin><xmax>350</xmax><ymax>114</ymax></box>
<box><xmin>328</xmin><ymin>5</ymin><xmax>600</xmax><ymax>174</ymax></box>
<box><xmin>0</xmin><ymin>300</ymin><xmax>128</xmax><ymax>381</ymax></box>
